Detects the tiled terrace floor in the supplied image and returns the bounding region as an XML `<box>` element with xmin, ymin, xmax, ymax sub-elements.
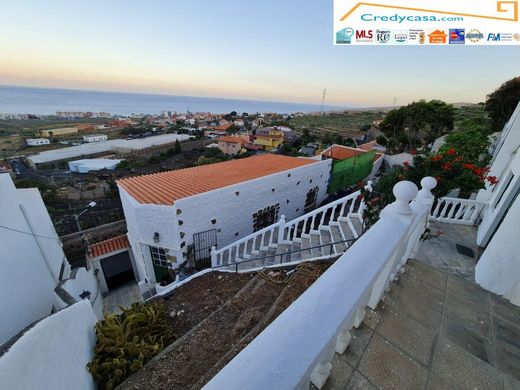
<box><xmin>103</xmin><ymin>282</ymin><xmax>143</xmax><ymax>314</ymax></box>
<box><xmin>321</xmin><ymin>223</ymin><xmax>520</xmax><ymax>390</ymax></box>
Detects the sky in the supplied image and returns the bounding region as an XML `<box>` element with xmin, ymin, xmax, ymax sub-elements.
<box><xmin>1</xmin><ymin>0</ymin><xmax>519</xmax><ymax>107</ymax></box>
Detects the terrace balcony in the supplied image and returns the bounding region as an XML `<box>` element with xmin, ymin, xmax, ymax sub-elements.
<box><xmin>204</xmin><ymin>180</ymin><xmax>520</xmax><ymax>390</ymax></box>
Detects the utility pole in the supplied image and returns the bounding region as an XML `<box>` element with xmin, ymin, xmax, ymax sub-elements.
<box><xmin>320</xmin><ymin>87</ymin><xmax>327</xmax><ymax>116</ymax></box>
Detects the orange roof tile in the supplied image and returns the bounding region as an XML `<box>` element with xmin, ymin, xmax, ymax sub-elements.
<box><xmin>217</xmin><ymin>136</ymin><xmax>245</xmax><ymax>144</ymax></box>
<box><xmin>117</xmin><ymin>154</ymin><xmax>317</xmax><ymax>205</ymax></box>
<box><xmin>88</xmin><ymin>235</ymin><xmax>130</xmax><ymax>258</ymax></box>
<box><xmin>322</xmin><ymin>145</ymin><xmax>364</xmax><ymax>160</ymax></box>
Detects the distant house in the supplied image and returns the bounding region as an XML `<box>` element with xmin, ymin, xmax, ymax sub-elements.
<box><xmin>217</xmin><ymin>136</ymin><xmax>246</xmax><ymax>156</ymax></box>
<box><xmin>117</xmin><ymin>154</ymin><xmax>332</xmax><ymax>288</ymax></box>
<box><xmin>68</xmin><ymin>158</ymin><xmax>122</xmax><ymax>173</ymax></box>
<box><xmin>83</xmin><ymin>134</ymin><xmax>108</xmax><ymax>143</ymax></box>
<box><xmin>321</xmin><ymin>145</ymin><xmax>383</xmax><ymax>192</ymax></box>
<box><xmin>254</xmin><ymin>131</ymin><xmax>284</xmax><ymax>151</ymax></box>
<box><xmin>26</xmin><ymin>138</ymin><xmax>50</xmax><ymax>146</ymax></box>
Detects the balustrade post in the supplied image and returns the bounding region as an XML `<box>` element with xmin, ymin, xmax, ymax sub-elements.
<box><xmin>416</xmin><ymin>176</ymin><xmax>437</xmax><ymax>206</ymax></box>
<box><xmin>353</xmin><ymin>306</ymin><xmax>366</xmax><ymax>328</ymax></box>
<box><xmin>277</xmin><ymin>214</ymin><xmax>286</xmax><ymax>243</ymax></box>
<box><xmin>310</xmin><ymin>344</ymin><xmax>335</xmax><ymax>389</ymax></box>
<box><xmin>210</xmin><ymin>246</ymin><xmax>217</xmax><ymax>267</ymax></box>
<box><xmin>380</xmin><ymin>181</ymin><xmax>418</xmax><ymax>223</ymax></box>
<box><xmin>335</xmin><ymin>327</ymin><xmax>352</xmax><ymax>354</ymax></box>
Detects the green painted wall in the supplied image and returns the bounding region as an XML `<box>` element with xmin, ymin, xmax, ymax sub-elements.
<box><xmin>328</xmin><ymin>151</ymin><xmax>375</xmax><ymax>193</ymax></box>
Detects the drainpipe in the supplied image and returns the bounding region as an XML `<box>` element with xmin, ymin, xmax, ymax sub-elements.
<box><xmin>19</xmin><ymin>204</ymin><xmax>59</xmax><ymax>284</ymax></box>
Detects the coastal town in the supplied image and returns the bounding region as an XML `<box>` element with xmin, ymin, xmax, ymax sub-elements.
<box><xmin>3</xmin><ymin>75</ymin><xmax>520</xmax><ymax>389</ymax></box>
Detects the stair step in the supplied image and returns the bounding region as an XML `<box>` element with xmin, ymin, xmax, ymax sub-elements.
<box><xmin>329</xmin><ymin>225</ymin><xmax>348</xmax><ymax>253</ymax></box>
<box><xmin>319</xmin><ymin>228</ymin><xmax>335</xmax><ymax>256</ymax></box>
<box><xmin>309</xmin><ymin>232</ymin><xmax>323</xmax><ymax>258</ymax></box>
<box><xmin>301</xmin><ymin>237</ymin><xmax>312</xmax><ymax>260</ymax></box>
<box><xmin>339</xmin><ymin>219</ymin><xmax>357</xmax><ymax>241</ymax></box>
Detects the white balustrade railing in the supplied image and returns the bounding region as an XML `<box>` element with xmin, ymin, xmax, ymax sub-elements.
<box><xmin>211</xmin><ymin>182</ymin><xmax>373</xmax><ymax>268</ymax></box>
<box><xmin>203</xmin><ymin>177</ymin><xmax>436</xmax><ymax>390</ymax></box>
<box><xmin>430</xmin><ymin>196</ymin><xmax>487</xmax><ymax>225</ymax></box>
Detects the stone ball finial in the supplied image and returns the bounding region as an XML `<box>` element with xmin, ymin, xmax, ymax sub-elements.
<box><xmin>420</xmin><ymin>176</ymin><xmax>437</xmax><ymax>191</ymax></box>
<box><xmin>392</xmin><ymin>181</ymin><xmax>418</xmax><ymax>203</ymax></box>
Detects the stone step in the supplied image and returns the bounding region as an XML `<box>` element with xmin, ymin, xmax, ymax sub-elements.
<box><xmin>329</xmin><ymin>224</ymin><xmax>348</xmax><ymax>253</ymax></box>
<box><xmin>319</xmin><ymin>228</ymin><xmax>335</xmax><ymax>256</ymax></box>
<box><xmin>310</xmin><ymin>232</ymin><xmax>324</xmax><ymax>258</ymax></box>
<box><xmin>301</xmin><ymin>237</ymin><xmax>312</xmax><ymax>260</ymax></box>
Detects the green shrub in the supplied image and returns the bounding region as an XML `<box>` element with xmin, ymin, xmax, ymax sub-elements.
<box><xmin>88</xmin><ymin>302</ymin><xmax>173</xmax><ymax>390</ymax></box>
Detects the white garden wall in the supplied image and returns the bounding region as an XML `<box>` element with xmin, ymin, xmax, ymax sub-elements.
<box><xmin>0</xmin><ymin>175</ymin><xmax>64</xmax><ymax>345</ymax></box>
<box><xmin>0</xmin><ymin>300</ymin><xmax>97</xmax><ymax>390</ymax></box>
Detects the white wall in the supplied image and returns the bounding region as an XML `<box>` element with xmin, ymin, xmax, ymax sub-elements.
<box><xmin>175</xmin><ymin>159</ymin><xmax>331</xmax><ymax>254</ymax></box>
<box><xmin>119</xmin><ymin>159</ymin><xmax>332</xmax><ymax>278</ymax></box>
<box><xmin>476</xmin><ymin>103</ymin><xmax>520</xmax><ymax>246</ymax></box>
<box><xmin>0</xmin><ymin>300</ymin><xmax>97</xmax><ymax>390</ymax></box>
<box><xmin>57</xmin><ymin>268</ymin><xmax>104</xmax><ymax>319</ymax></box>
<box><xmin>476</xmin><ymin>186</ymin><xmax>520</xmax><ymax>305</ymax></box>
<box><xmin>0</xmin><ymin>175</ymin><xmax>64</xmax><ymax>345</ymax></box>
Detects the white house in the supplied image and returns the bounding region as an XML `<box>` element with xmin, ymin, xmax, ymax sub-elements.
<box><xmin>117</xmin><ymin>154</ymin><xmax>332</xmax><ymax>287</ymax></box>
<box><xmin>26</xmin><ymin>138</ymin><xmax>50</xmax><ymax>146</ymax></box>
<box><xmin>475</xmin><ymin>102</ymin><xmax>520</xmax><ymax>305</ymax></box>
<box><xmin>0</xmin><ymin>173</ymin><xmax>101</xmax><ymax>345</ymax></box>
<box><xmin>68</xmin><ymin>158</ymin><xmax>122</xmax><ymax>173</ymax></box>
<box><xmin>83</xmin><ymin>134</ymin><xmax>107</xmax><ymax>143</ymax></box>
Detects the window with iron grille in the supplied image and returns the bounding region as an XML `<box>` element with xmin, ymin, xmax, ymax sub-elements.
<box><xmin>252</xmin><ymin>203</ymin><xmax>280</xmax><ymax>232</ymax></box>
<box><xmin>150</xmin><ymin>246</ymin><xmax>170</xmax><ymax>268</ymax></box>
<box><xmin>304</xmin><ymin>186</ymin><xmax>319</xmax><ymax>213</ymax></box>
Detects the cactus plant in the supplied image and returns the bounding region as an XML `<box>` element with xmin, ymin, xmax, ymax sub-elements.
<box><xmin>88</xmin><ymin>302</ymin><xmax>173</xmax><ymax>390</ymax></box>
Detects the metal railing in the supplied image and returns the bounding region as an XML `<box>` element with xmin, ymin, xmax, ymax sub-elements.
<box><xmin>212</xmin><ymin>238</ymin><xmax>357</xmax><ymax>272</ymax></box>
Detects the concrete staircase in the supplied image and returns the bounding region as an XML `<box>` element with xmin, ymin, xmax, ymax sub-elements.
<box><xmin>211</xmin><ymin>186</ymin><xmax>370</xmax><ymax>272</ymax></box>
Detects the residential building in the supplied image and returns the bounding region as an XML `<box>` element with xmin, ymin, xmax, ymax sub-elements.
<box><xmin>86</xmin><ymin>235</ymin><xmax>139</xmax><ymax>294</ymax></box>
<box><xmin>217</xmin><ymin>136</ymin><xmax>246</xmax><ymax>156</ymax></box>
<box><xmin>0</xmin><ymin>174</ymin><xmax>101</xmax><ymax>345</ymax></box>
<box><xmin>39</xmin><ymin>127</ymin><xmax>79</xmax><ymax>137</ymax></box>
<box><xmin>254</xmin><ymin>130</ymin><xmax>284</xmax><ymax>151</ymax></box>
<box><xmin>83</xmin><ymin>134</ymin><xmax>108</xmax><ymax>143</ymax></box>
<box><xmin>68</xmin><ymin>158</ymin><xmax>122</xmax><ymax>173</ymax></box>
<box><xmin>26</xmin><ymin>138</ymin><xmax>51</xmax><ymax>146</ymax></box>
<box><xmin>117</xmin><ymin>154</ymin><xmax>331</xmax><ymax>287</ymax></box>
<box><xmin>321</xmin><ymin>145</ymin><xmax>383</xmax><ymax>192</ymax></box>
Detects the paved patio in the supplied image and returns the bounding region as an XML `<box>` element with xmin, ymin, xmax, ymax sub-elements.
<box><xmin>319</xmin><ymin>223</ymin><xmax>520</xmax><ymax>390</ymax></box>
<box><xmin>103</xmin><ymin>282</ymin><xmax>143</xmax><ymax>314</ymax></box>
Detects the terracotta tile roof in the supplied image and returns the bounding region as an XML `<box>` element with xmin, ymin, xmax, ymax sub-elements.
<box><xmin>217</xmin><ymin>136</ymin><xmax>245</xmax><ymax>144</ymax></box>
<box><xmin>118</xmin><ymin>154</ymin><xmax>317</xmax><ymax>205</ymax></box>
<box><xmin>359</xmin><ymin>141</ymin><xmax>377</xmax><ymax>151</ymax></box>
<box><xmin>88</xmin><ymin>235</ymin><xmax>130</xmax><ymax>258</ymax></box>
<box><xmin>322</xmin><ymin>145</ymin><xmax>365</xmax><ymax>160</ymax></box>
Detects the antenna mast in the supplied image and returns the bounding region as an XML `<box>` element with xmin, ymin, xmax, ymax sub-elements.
<box><xmin>320</xmin><ymin>87</ymin><xmax>327</xmax><ymax>116</ymax></box>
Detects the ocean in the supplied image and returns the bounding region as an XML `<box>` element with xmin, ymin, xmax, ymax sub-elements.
<box><xmin>0</xmin><ymin>85</ymin><xmax>343</xmax><ymax>116</ymax></box>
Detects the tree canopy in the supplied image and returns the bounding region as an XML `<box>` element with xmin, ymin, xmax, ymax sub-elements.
<box><xmin>485</xmin><ymin>76</ymin><xmax>520</xmax><ymax>132</ymax></box>
<box><xmin>379</xmin><ymin>100</ymin><xmax>454</xmax><ymax>152</ymax></box>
